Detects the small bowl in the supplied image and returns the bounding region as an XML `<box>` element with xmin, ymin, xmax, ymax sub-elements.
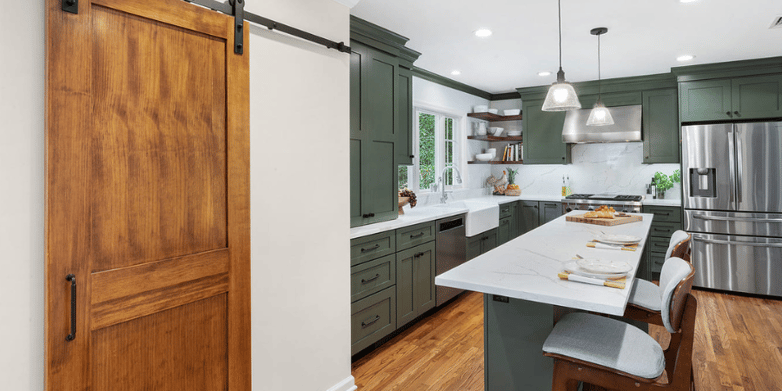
<box><xmin>503</xmin><ymin>109</ymin><xmax>521</xmax><ymax>116</ymax></box>
<box><xmin>507</xmin><ymin>130</ymin><xmax>522</xmax><ymax>137</ymax></box>
<box><xmin>473</xmin><ymin>105</ymin><xmax>488</xmax><ymax>113</ymax></box>
<box><xmin>488</xmin><ymin>108</ymin><xmax>499</xmax><ymax>114</ymax></box>
<box><xmin>475</xmin><ymin>127</ymin><xmax>487</xmax><ymax>136</ymax></box>
<box><xmin>490</xmin><ymin>127</ymin><xmax>504</xmax><ymax>136</ymax></box>
<box><xmin>475</xmin><ymin>153</ymin><xmax>493</xmax><ymax>161</ymax></box>
<box><xmin>486</xmin><ymin>148</ymin><xmax>497</xmax><ymax>158</ymax></box>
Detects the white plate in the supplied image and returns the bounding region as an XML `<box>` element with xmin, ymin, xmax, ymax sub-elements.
<box><xmin>564</xmin><ymin>261</ymin><xmax>627</xmax><ymax>279</ymax></box>
<box><xmin>597</xmin><ymin>234</ymin><xmax>641</xmax><ymax>245</ymax></box>
<box><xmin>576</xmin><ymin>258</ymin><xmax>632</xmax><ymax>274</ymax></box>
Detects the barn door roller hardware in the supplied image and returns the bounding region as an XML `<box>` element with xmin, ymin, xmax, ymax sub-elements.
<box><xmin>229</xmin><ymin>0</ymin><xmax>244</xmax><ymax>54</ymax></box>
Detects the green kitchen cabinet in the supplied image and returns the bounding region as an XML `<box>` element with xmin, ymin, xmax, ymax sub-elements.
<box><xmin>350</xmin><ymin>42</ymin><xmax>399</xmax><ymax>227</ymax></box>
<box><xmin>466</xmin><ymin>228</ymin><xmax>498</xmax><ymax>260</ymax></box>
<box><xmin>518</xmin><ymin>201</ymin><xmax>540</xmax><ymax>236</ymax></box>
<box><xmin>396</xmin><ymin>66</ymin><xmax>414</xmax><ymax>165</ymax></box>
<box><xmin>578</xmin><ymin>91</ymin><xmax>643</xmax><ymax>108</ymax></box>
<box><xmin>396</xmin><ymin>241</ymin><xmax>436</xmax><ymax>328</ymax></box>
<box><xmin>498</xmin><ymin>202</ymin><xmax>518</xmax><ymax>245</ymax></box>
<box><xmin>522</xmin><ymin>99</ymin><xmax>570</xmax><ymax>164</ymax></box>
<box><xmin>680</xmin><ymin>74</ymin><xmax>782</xmax><ymax>122</ymax></box>
<box><xmin>642</xmin><ymin>88</ymin><xmax>679</xmax><ymax>164</ymax></box>
<box><xmin>538</xmin><ymin>201</ymin><xmax>563</xmax><ymax>226</ymax></box>
<box><xmin>642</xmin><ymin>205</ymin><xmax>683</xmax><ymax>279</ymax></box>
<box><xmin>498</xmin><ymin>216</ymin><xmax>512</xmax><ymax>246</ymax></box>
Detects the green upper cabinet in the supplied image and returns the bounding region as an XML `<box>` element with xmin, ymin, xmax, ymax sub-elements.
<box><xmin>522</xmin><ymin>99</ymin><xmax>570</xmax><ymax>164</ymax></box>
<box><xmin>679</xmin><ymin>74</ymin><xmax>782</xmax><ymax>122</ymax></box>
<box><xmin>579</xmin><ymin>91</ymin><xmax>642</xmax><ymax>108</ymax></box>
<box><xmin>642</xmin><ymin>88</ymin><xmax>679</xmax><ymax>164</ymax></box>
<box><xmin>396</xmin><ymin>67</ymin><xmax>414</xmax><ymax>165</ymax></box>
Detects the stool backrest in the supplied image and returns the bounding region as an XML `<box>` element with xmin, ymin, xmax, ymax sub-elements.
<box><xmin>665</xmin><ymin>230</ymin><xmax>691</xmax><ymax>260</ymax></box>
<box><xmin>660</xmin><ymin>257</ymin><xmax>695</xmax><ymax>333</ymax></box>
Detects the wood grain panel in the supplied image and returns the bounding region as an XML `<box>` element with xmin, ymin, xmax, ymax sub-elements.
<box><xmin>90</xmin><ymin>5</ymin><xmax>227</xmax><ymax>271</ymax></box>
<box><xmin>92</xmin><ymin>294</ymin><xmax>228</xmax><ymax>391</ymax></box>
<box><xmin>95</xmin><ymin>0</ymin><xmax>231</xmax><ymax>39</ymax></box>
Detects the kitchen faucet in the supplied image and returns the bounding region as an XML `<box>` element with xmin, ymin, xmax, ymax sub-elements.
<box><xmin>432</xmin><ymin>166</ymin><xmax>463</xmax><ymax>204</ymax></box>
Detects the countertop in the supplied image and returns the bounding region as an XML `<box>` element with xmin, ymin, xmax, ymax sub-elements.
<box><xmin>350</xmin><ymin>194</ymin><xmax>564</xmax><ymax>239</ymax></box>
<box><xmin>642</xmin><ymin>198</ymin><xmax>682</xmax><ymax>207</ymax></box>
<box><xmin>435</xmin><ymin>211</ymin><xmax>654</xmax><ymax>316</ymax></box>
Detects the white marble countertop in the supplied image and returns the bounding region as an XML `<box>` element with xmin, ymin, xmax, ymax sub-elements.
<box><xmin>642</xmin><ymin>198</ymin><xmax>682</xmax><ymax>207</ymax></box>
<box><xmin>435</xmin><ymin>211</ymin><xmax>654</xmax><ymax>316</ymax></box>
<box><xmin>350</xmin><ymin>194</ymin><xmax>565</xmax><ymax>239</ymax></box>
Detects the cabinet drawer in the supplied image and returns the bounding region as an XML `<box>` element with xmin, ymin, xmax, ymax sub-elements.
<box><xmin>499</xmin><ymin>202</ymin><xmax>515</xmax><ymax>219</ymax></box>
<box><xmin>351</xmin><ymin>286</ymin><xmax>396</xmax><ymax>355</ymax></box>
<box><xmin>351</xmin><ymin>254</ymin><xmax>395</xmax><ymax>303</ymax></box>
<box><xmin>649</xmin><ymin>251</ymin><xmax>666</xmax><ymax>274</ymax></box>
<box><xmin>649</xmin><ymin>221</ymin><xmax>683</xmax><ymax>238</ymax></box>
<box><xmin>649</xmin><ymin>236</ymin><xmax>671</xmax><ymax>254</ymax></box>
<box><xmin>351</xmin><ymin>231</ymin><xmax>396</xmax><ymax>266</ymax></box>
<box><xmin>644</xmin><ymin>206</ymin><xmax>681</xmax><ymax>222</ymax></box>
<box><xmin>396</xmin><ymin>221</ymin><xmax>435</xmax><ymax>251</ymax></box>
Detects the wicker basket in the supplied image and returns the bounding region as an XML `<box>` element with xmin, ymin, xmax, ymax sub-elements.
<box><xmin>505</xmin><ymin>188</ymin><xmax>521</xmax><ymax>196</ymax></box>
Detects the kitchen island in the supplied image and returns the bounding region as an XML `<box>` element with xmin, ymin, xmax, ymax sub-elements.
<box><xmin>435</xmin><ymin>211</ymin><xmax>654</xmax><ymax>390</ymax></box>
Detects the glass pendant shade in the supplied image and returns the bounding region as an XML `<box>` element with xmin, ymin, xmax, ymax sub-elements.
<box><xmin>542</xmin><ymin>81</ymin><xmax>581</xmax><ymax>111</ymax></box>
<box><xmin>586</xmin><ymin>99</ymin><xmax>615</xmax><ymax>126</ymax></box>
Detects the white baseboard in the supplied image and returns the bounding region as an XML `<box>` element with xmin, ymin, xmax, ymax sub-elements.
<box><xmin>326</xmin><ymin>376</ymin><xmax>357</xmax><ymax>391</ymax></box>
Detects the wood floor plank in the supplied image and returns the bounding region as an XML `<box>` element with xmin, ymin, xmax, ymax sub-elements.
<box><xmin>353</xmin><ymin>289</ymin><xmax>782</xmax><ymax>391</ymax></box>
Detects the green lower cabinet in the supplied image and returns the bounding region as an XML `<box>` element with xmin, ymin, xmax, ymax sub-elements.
<box><xmin>642</xmin><ymin>205</ymin><xmax>683</xmax><ymax>279</ymax></box>
<box><xmin>538</xmin><ymin>201</ymin><xmax>563</xmax><ymax>225</ymax></box>
<box><xmin>498</xmin><ymin>202</ymin><xmax>518</xmax><ymax>245</ymax></box>
<box><xmin>522</xmin><ymin>99</ymin><xmax>570</xmax><ymax>164</ymax></box>
<box><xmin>498</xmin><ymin>216</ymin><xmax>512</xmax><ymax>246</ymax></box>
<box><xmin>351</xmin><ymin>286</ymin><xmax>396</xmax><ymax>355</ymax></box>
<box><xmin>466</xmin><ymin>228</ymin><xmax>499</xmax><ymax>260</ymax></box>
<box><xmin>396</xmin><ymin>241</ymin><xmax>436</xmax><ymax>328</ymax></box>
<box><xmin>518</xmin><ymin>201</ymin><xmax>540</xmax><ymax>235</ymax></box>
<box><xmin>642</xmin><ymin>88</ymin><xmax>679</xmax><ymax>164</ymax></box>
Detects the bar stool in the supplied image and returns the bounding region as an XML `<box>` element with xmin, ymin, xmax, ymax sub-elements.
<box><xmin>624</xmin><ymin>231</ymin><xmax>691</xmax><ymax>325</ymax></box>
<box><xmin>542</xmin><ymin>258</ymin><xmax>696</xmax><ymax>391</ymax></box>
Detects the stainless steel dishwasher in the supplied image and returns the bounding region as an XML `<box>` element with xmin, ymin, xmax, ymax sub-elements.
<box><xmin>435</xmin><ymin>214</ymin><xmax>467</xmax><ymax>306</ymax></box>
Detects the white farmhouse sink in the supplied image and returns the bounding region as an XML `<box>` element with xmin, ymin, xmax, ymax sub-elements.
<box><xmin>436</xmin><ymin>200</ymin><xmax>499</xmax><ymax>237</ymax></box>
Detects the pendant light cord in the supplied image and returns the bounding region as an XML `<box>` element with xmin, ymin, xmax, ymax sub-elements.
<box><xmin>558</xmin><ymin>0</ymin><xmax>562</xmax><ymax>70</ymax></box>
<box><xmin>597</xmin><ymin>32</ymin><xmax>601</xmax><ymax>99</ymax></box>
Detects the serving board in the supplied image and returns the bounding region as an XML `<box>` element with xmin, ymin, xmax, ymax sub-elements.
<box><xmin>566</xmin><ymin>213</ymin><xmax>643</xmax><ymax>226</ymax></box>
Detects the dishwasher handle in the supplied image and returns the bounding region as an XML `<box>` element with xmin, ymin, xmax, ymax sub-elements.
<box><xmin>438</xmin><ymin>217</ymin><xmax>465</xmax><ymax>232</ymax></box>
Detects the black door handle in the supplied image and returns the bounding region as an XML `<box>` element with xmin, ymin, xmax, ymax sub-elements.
<box><xmin>733</xmin><ymin>111</ymin><xmax>740</xmax><ymax>117</ymax></box>
<box><xmin>360</xmin><ymin>244</ymin><xmax>380</xmax><ymax>253</ymax></box>
<box><xmin>361</xmin><ymin>315</ymin><xmax>381</xmax><ymax>328</ymax></box>
<box><xmin>66</xmin><ymin>274</ymin><xmax>76</xmax><ymax>341</ymax></box>
<box><xmin>361</xmin><ymin>274</ymin><xmax>380</xmax><ymax>284</ymax></box>
<box><xmin>410</xmin><ymin>232</ymin><xmax>425</xmax><ymax>239</ymax></box>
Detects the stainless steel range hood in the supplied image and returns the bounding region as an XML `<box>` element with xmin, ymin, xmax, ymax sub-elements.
<box><xmin>562</xmin><ymin>105</ymin><xmax>642</xmax><ymax>143</ymax></box>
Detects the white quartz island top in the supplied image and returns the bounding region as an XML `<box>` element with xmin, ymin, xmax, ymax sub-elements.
<box><xmin>435</xmin><ymin>211</ymin><xmax>654</xmax><ymax>316</ymax></box>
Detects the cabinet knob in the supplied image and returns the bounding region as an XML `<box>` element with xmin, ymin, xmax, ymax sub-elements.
<box><xmin>561</xmin><ymin>157</ymin><xmax>565</xmax><ymax>160</ymax></box>
<box><xmin>726</xmin><ymin>111</ymin><xmax>732</xmax><ymax>117</ymax></box>
<box><xmin>734</xmin><ymin>111</ymin><xmax>740</xmax><ymax>117</ymax></box>
<box><xmin>409</xmin><ymin>155</ymin><xmax>415</xmax><ymax>159</ymax></box>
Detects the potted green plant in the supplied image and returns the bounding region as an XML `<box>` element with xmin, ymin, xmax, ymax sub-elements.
<box><xmin>653</xmin><ymin>170</ymin><xmax>681</xmax><ymax>199</ymax></box>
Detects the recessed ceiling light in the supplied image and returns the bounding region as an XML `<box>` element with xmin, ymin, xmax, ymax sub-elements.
<box><xmin>474</xmin><ymin>29</ymin><xmax>492</xmax><ymax>37</ymax></box>
<box><xmin>679</xmin><ymin>0</ymin><xmax>699</xmax><ymax>3</ymax></box>
<box><xmin>538</xmin><ymin>71</ymin><xmax>551</xmax><ymax>77</ymax></box>
<box><xmin>677</xmin><ymin>55</ymin><xmax>695</xmax><ymax>62</ymax></box>
<box><xmin>451</xmin><ymin>70</ymin><xmax>461</xmax><ymax>76</ymax></box>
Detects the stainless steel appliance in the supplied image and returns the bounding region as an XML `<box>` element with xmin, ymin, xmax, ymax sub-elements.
<box><xmin>435</xmin><ymin>215</ymin><xmax>467</xmax><ymax>306</ymax></box>
<box><xmin>561</xmin><ymin>194</ymin><xmax>644</xmax><ymax>214</ymax></box>
<box><xmin>682</xmin><ymin>122</ymin><xmax>782</xmax><ymax>297</ymax></box>
<box><xmin>562</xmin><ymin>105</ymin><xmax>643</xmax><ymax>144</ymax></box>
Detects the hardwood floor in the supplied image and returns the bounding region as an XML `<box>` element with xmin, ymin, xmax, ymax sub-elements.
<box><xmin>352</xmin><ymin>289</ymin><xmax>782</xmax><ymax>391</ymax></box>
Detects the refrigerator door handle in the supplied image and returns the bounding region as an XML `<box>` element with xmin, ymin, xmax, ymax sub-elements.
<box><xmin>692</xmin><ymin>214</ymin><xmax>782</xmax><ymax>223</ymax></box>
<box><xmin>735</xmin><ymin>131</ymin><xmax>743</xmax><ymax>204</ymax></box>
<box><xmin>696</xmin><ymin>237</ymin><xmax>782</xmax><ymax>248</ymax></box>
<box><xmin>728</xmin><ymin>129</ymin><xmax>737</xmax><ymax>207</ymax></box>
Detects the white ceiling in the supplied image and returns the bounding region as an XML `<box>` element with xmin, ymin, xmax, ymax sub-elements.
<box><xmin>350</xmin><ymin>0</ymin><xmax>782</xmax><ymax>94</ymax></box>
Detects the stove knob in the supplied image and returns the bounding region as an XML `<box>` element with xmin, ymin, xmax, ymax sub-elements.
<box><xmin>588</xmin><ymin>207</ymin><xmax>594</xmax><ymax>211</ymax></box>
<box><xmin>622</xmin><ymin>209</ymin><xmax>628</xmax><ymax>213</ymax></box>
<box><xmin>566</xmin><ymin>207</ymin><xmax>572</xmax><ymax>212</ymax></box>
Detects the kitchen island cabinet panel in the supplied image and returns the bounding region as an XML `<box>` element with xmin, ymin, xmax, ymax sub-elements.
<box><xmin>643</xmin><ymin>88</ymin><xmax>680</xmax><ymax>164</ymax></box>
<box><xmin>396</xmin><ymin>241</ymin><xmax>436</xmax><ymax>327</ymax></box>
<box><xmin>522</xmin><ymin>99</ymin><xmax>570</xmax><ymax>164</ymax></box>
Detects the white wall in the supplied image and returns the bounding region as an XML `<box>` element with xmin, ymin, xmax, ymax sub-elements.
<box><xmin>0</xmin><ymin>1</ymin><xmax>353</xmax><ymax>390</ymax></box>
<box><xmin>412</xmin><ymin>77</ymin><xmax>493</xmax><ymax>206</ymax></box>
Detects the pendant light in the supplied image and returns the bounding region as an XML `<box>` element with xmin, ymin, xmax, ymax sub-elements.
<box><xmin>542</xmin><ymin>0</ymin><xmax>581</xmax><ymax>111</ymax></box>
<box><xmin>586</xmin><ymin>27</ymin><xmax>615</xmax><ymax>126</ymax></box>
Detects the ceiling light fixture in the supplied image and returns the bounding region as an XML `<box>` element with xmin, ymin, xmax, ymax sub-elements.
<box><xmin>679</xmin><ymin>0</ymin><xmax>699</xmax><ymax>3</ymax></box>
<box><xmin>677</xmin><ymin>54</ymin><xmax>695</xmax><ymax>62</ymax></box>
<box><xmin>542</xmin><ymin>0</ymin><xmax>581</xmax><ymax>112</ymax></box>
<box><xmin>474</xmin><ymin>29</ymin><xmax>492</xmax><ymax>37</ymax></box>
<box><xmin>538</xmin><ymin>71</ymin><xmax>551</xmax><ymax>77</ymax></box>
<box><xmin>451</xmin><ymin>70</ymin><xmax>461</xmax><ymax>76</ymax></box>
<box><xmin>587</xmin><ymin>27</ymin><xmax>614</xmax><ymax>126</ymax></box>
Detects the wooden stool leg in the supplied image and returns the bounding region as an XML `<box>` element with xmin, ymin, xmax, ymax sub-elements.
<box><xmin>552</xmin><ymin>361</ymin><xmax>580</xmax><ymax>391</ymax></box>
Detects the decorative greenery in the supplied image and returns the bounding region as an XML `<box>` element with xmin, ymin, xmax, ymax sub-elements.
<box><xmin>418</xmin><ymin>113</ymin><xmax>436</xmax><ymax>190</ymax></box>
<box><xmin>654</xmin><ymin>171</ymin><xmax>677</xmax><ymax>192</ymax></box>
<box><xmin>506</xmin><ymin>167</ymin><xmax>518</xmax><ymax>185</ymax></box>
<box><xmin>672</xmin><ymin>169</ymin><xmax>681</xmax><ymax>184</ymax></box>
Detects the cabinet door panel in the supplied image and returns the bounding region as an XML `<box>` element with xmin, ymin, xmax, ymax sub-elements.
<box><xmin>483</xmin><ymin>229</ymin><xmax>498</xmax><ymax>253</ymax></box>
<box><xmin>350</xmin><ymin>139</ymin><xmax>363</xmax><ymax>225</ymax></box>
<box><xmin>366</xmin><ymin>50</ymin><xmax>398</xmax><ymax>143</ymax></box>
<box><xmin>519</xmin><ymin>201</ymin><xmax>540</xmax><ymax>235</ymax></box>
<box><xmin>522</xmin><ymin>99</ymin><xmax>570</xmax><ymax>164</ymax></box>
<box><xmin>498</xmin><ymin>217</ymin><xmax>511</xmax><ymax>246</ymax></box>
<box><xmin>362</xmin><ymin>141</ymin><xmax>397</xmax><ymax>225</ymax></box>
<box><xmin>466</xmin><ymin>235</ymin><xmax>483</xmax><ymax>260</ymax></box>
<box><xmin>539</xmin><ymin>202</ymin><xmax>563</xmax><ymax>226</ymax></box>
<box><xmin>643</xmin><ymin>89</ymin><xmax>679</xmax><ymax>164</ymax></box>
<box><xmin>396</xmin><ymin>242</ymin><xmax>435</xmax><ymax>327</ymax></box>
<box><xmin>396</xmin><ymin>68</ymin><xmax>414</xmax><ymax>164</ymax></box>
<box><xmin>732</xmin><ymin>74</ymin><xmax>782</xmax><ymax>120</ymax></box>
<box><xmin>679</xmin><ymin>80</ymin><xmax>732</xmax><ymax>122</ymax></box>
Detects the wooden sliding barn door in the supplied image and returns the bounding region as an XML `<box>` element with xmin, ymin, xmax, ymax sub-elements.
<box><xmin>45</xmin><ymin>0</ymin><xmax>250</xmax><ymax>390</ymax></box>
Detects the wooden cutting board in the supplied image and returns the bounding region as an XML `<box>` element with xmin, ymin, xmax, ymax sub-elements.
<box><xmin>566</xmin><ymin>213</ymin><xmax>643</xmax><ymax>226</ymax></box>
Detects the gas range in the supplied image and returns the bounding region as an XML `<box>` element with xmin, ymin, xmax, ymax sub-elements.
<box><xmin>561</xmin><ymin>193</ymin><xmax>644</xmax><ymax>213</ymax></box>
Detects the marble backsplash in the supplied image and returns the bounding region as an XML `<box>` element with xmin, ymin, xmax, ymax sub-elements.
<box><xmin>492</xmin><ymin>142</ymin><xmax>681</xmax><ymax>199</ymax></box>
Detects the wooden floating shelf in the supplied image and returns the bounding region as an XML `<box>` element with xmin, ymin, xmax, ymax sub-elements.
<box><xmin>467</xmin><ymin>112</ymin><xmax>523</xmax><ymax>121</ymax></box>
<box><xmin>468</xmin><ymin>160</ymin><xmax>523</xmax><ymax>165</ymax></box>
<box><xmin>468</xmin><ymin>135</ymin><xmax>523</xmax><ymax>142</ymax></box>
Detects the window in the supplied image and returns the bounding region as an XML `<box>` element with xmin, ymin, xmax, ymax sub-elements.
<box><xmin>399</xmin><ymin>109</ymin><xmax>460</xmax><ymax>192</ymax></box>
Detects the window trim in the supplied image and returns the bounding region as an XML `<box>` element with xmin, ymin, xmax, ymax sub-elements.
<box><xmin>408</xmin><ymin>103</ymin><xmax>464</xmax><ymax>193</ymax></box>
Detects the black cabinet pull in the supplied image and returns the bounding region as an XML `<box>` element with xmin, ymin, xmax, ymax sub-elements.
<box><xmin>66</xmin><ymin>274</ymin><xmax>76</xmax><ymax>341</ymax></box>
<box><xmin>361</xmin><ymin>274</ymin><xmax>380</xmax><ymax>284</ymax></box>
<box><xmin>414</xmin><ymin>252</ymin><xmax>425</xmax><ymax>258</ymax></box>
<box><xmin>360</xmin><ymin>244</ymin><xmax>380</xmax><ymax>253</ymax></box>
<box><xmin>409</xmin><ymin>155</ymin><xmax>415</xmax><ymax>159</ymax></box>
<box><xmin>362</xmin><ymin>213</ymin><xmax>376</xmax><ymax>218</ymax></box>
<box><xmin>726</xmin><ymin>111</ymin><xmax>732</xmax><ymax>117</ymax></box>
<box><xmin>361</xmin><ymin>315</ymin><xmax>381</xmax><ymax>328</ymax></box>
<box><xmin>734</xmin><ymin>111</ymin><xmax>740</xmax><ymax>117</ymax></box>
<box><xmin>410</xmin><ymin>232</ymin><xmax>425</xmax><ymax>239</ymax></box>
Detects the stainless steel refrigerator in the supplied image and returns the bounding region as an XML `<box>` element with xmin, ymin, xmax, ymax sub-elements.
<box><xmin>682</xmin><ymin>122</ymin><xmax>782</xmax><ymax>297</ymax></box>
